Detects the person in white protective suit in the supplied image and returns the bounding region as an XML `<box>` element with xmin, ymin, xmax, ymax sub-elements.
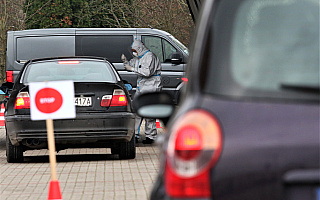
<box><xmin>121</xmin><ymin>39</ymin><xmax>162</xmax><ymax>144</ymax></box>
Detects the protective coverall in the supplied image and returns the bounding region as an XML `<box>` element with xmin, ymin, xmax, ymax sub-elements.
<box><xmin>122</xmin><ymin>39</ymin><xmax>162</xmax><ymax>142</ymax></box>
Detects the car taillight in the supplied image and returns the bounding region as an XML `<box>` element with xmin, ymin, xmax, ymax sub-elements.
<box><xmin>175</xmin><ymin>125</ymin><xmax>203</xmax><ymax>160</ymax></box>
<box><xmin>101</xmin><ymin>89</ymin><xmax>127</xmax><ymax>107</ymax></box>
<box><xmin>14</xmin><ymin>92</ymin><xmax>30</xmax><ymax>109</ymax></box>
<box><xmin>181</xmin><ymin>77</ymin><xmax>188</xmax><ymax>83</ymax></box>
<box><xmin>101</xmin><ymin>95</ymin><xmax>112</xmax><ymax>107</ymax></box>
<box><xmin>165</xmin><ymin>109</ymin><xmax>223</xmax><ymax>198</ymax></box>
<box><xmin>6</xmin><ymin>71</ymin><xmax>13</xmax><ymax>83</ymax></box>
<box><xmin>110</xmin><ymin>89</ymin><xmax>127</xmax><ymax>107</ymax></box>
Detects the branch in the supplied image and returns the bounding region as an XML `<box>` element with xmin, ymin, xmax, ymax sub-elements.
<box><xmin>109</xmin><ymin>0</ymin><xmax>121</xmax><ymax>28</ymax></box>
<box><xmin>25</xmin><ymin>0</ymin><xmax>52</xmax><ymax>22</ymax></box>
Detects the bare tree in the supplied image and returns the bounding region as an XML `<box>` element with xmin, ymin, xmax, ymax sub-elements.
<box><xmin>0</xmin><ymin>0</ymin><xmax>25</xmax><ymax>83</ymax></box>
<box><xmin>119</xmin><ymin>0</ymin><xmax>194</xmax><ymax>46</ymax></box>
<box><xmin>0</xmin><ymin>0</ymin><xmax>8</xmax><ymax>83</ymax></box>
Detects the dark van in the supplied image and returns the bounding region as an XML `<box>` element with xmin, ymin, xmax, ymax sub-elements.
<box><xmin>6</xmin><ymin>28</ymin><xmax>188</xmax><ymax>103</ymax></box>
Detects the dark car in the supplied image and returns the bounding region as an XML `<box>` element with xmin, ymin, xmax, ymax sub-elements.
<box><xmin>5</xmin><ymin>57</ymin><xmax>136</xmax><ymax>163</ymax></box>
<box><xmin>134</xmin><ymin>0</ymin><xmax>320</xmax><ymax>199</ymax></box>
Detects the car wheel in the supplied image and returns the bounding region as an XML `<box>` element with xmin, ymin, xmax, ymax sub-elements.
<box><xmin>118</xmin><ymin>135</ymin><xmax>136</xmax><ymax>159</ymax></box>
<box><xmin>6</xmin><ymin>134</ymin><xmax>23</xmax><ymax>163</ymax></box>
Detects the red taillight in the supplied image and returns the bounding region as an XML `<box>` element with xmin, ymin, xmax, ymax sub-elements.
<box><xmin>14</xmin><ymin>92</ymin><xmax>30</xmax><ymax>109</ymax></box>
<box><xmin>166</xmin><ymin>166</ymin><xmax>211</xmax><ymax>197</ymax></box>
<box><xmin>101</xmin><ymin>95</ymin><xmax>112</xmax><ymax>107</ymax></box>
<box><xmin>101</xmin><ymin>89</ymin><xmax>127</xmax><ymax>107</ymax></box>
<box><xmin>6</xmin><ymin>71</ymin><xmax>13</xmax><ymax>83</ymax></box>
<box><xmin>110</xmin><ymin>89</ymin><xmax>127</xmax><ymax>107</ymax></box>
<box><xmin>175</xmin><ymin>126</ymin><xmax>203</xmax><ymax>160</ymax></box>
<box><xmin>58</xmin><ymin>61</ymin><xmax>80</xmax><ymax>64</ymax></box>
<box><xmin>165</xmin><ymin>110</ymin><xmax>223</xmax><ymax>198</ymax></box>
<box><xmin>181</xmin><ymin>77</ymin><xmax>188</xmax><ymax>83</ymax></box>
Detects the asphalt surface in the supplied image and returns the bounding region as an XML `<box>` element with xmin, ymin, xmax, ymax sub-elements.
<box><xmin>0</xmin><ymin>122</ymin><xmax>164</xmax><ymax>200</ymax></box>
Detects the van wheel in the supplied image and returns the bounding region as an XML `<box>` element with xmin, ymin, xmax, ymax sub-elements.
<box><xmin>119</xmin><ymin>136</ymin><xmax>136</xmax><ymax>159</ymax></box>
<box><xmin>6</xmin><ymin>134</ymin><xmax>23</xmax><ymax>163</ymax></box>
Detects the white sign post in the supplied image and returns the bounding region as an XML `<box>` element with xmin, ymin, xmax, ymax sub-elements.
<box><xmin>29</xmin><ymin>80</ymin><xmax>75</xmax><ymax>200</ymax></box>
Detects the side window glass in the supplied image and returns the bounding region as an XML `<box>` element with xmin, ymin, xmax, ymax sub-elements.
<box><xmin>17</xmin><ymin>36</ymin><xmax>74</xmax><ymax>61</ymax></box>
<box><xmin>163</xmin><ymin>39</ymin><xmax>177</xmax><ymax>63</ymax></box>
<box><xmin>141</xmin><ymin>36</ymin><xmax>164</xmax><ymax>62</ymax></box>
<box><xmin>75</xmin><ymin>35</ymin><xmax>133</xmax><ymax>63</ymax></box>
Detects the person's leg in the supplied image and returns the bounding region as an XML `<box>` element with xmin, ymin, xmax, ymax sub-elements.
<box><xmin>135</xmin><ymin>115</ymin><xmax>143</xmax><ymax>141</ymax></box>
<box><xmin>143</xmin><ymin>118</ymin><xmax>157</xmax><ymax>144</ymax></box>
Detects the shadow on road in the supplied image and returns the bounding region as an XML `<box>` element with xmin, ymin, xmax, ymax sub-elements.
<box><xmin>23</xmin><ymin>153</ymin><xmax>118</xmax><ymax>163</ymax></box>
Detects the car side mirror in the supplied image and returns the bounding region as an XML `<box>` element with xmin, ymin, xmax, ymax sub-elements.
<box><xmin>133</xmin><ymin>92</ymin><xmax>175</xmax><ymax>126</ymax></box>
<box><xmin>171</xmin><ymin>52</ymin><xmax>183</xmax><ymax>65</ymax></box>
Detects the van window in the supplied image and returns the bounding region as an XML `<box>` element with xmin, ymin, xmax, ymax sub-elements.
<box><xmin>142</xmin><ymin>36</ymin><xmax>164</xmax><ymax>62</ymax></box>
<box><xmin>142</xmin><ymin>36</ymin><xmax>178</xmax><ymax>63</ymax></box>
<box><xmin>163</xmin><ymin>39</ymin><xmax>178</xmax><ymax>63</ymax></box>
<box><xmin>75</xmin><ymin>35</ymin><xmax>133</xmax><ymax>63</ymax></box>
<box><xmin>16</xmin><ymin>36</ymin><xmax>74</xmax><ymax>62</ymax></box>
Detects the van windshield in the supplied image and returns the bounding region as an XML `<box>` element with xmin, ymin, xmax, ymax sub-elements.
<box><xmin>204</xmin><ymin>0</ymin><xmax>319</xmax><ymax>102</ymax></box>
<box><xmin>22</xmin><ymin>60</ymin><xmax>117</xmax><ymax>83</ymax></box>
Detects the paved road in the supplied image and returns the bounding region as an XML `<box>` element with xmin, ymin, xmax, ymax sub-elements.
<box><xmin>0</xmin><ymin>123</ymin><xmax>164</xmax><ymax>200</ymax></box>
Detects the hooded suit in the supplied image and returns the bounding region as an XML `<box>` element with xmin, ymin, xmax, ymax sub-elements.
<box><xmin>126</xmin><ymin>39</ymin><xmax>162</xmax><ymax>140</ymax></box>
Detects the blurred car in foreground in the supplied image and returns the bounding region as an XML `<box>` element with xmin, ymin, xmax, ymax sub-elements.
<box><xmin>134</xmin><ymin>0</ymin><xmax>320</xmax><ymax>199</ymax></box>
<box><xmin>5</xmin><ymin>57</ymin><xmax>135</xmax><ymax>163</ymax></box>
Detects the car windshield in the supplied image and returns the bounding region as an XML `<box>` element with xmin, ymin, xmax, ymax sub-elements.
<box><xmin>204</xmin><ymin>0</ymin><xmax>319</xmax><ymax>101</ymax></box>
<box><xmin>23</xmin><ymin>60</ymin><xmax>117</xmax><ymax>83</ymax></box>
<box><xmin>168</xmin><ymin>35</ymin><xmax>189</xmax><ymax>55</ymax></box>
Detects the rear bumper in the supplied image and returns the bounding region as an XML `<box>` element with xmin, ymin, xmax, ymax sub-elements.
<box><xmin>6</xmin><ymin>112</ymin><xmax>135</xmax><ymax>146</ymax></box>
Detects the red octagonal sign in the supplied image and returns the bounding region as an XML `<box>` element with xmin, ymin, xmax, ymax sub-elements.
<box><xmin>35</xmin><ymin>88</ymin><xmax>63</xmax><ymax>114</ymax></box>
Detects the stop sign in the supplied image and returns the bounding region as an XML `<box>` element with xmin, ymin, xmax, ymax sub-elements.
<box><xmin>35</xmin><ymin>88</ymin><xmax>63</xmax><ymax>114</ymax></box>
<box><xmin>29</xmin><ymin>81</ymin><xmax>75</xmax><ymax>120</ymax></box>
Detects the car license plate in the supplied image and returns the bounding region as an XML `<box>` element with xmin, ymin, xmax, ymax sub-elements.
<box><xmin>74</xmin><ymin>97</ymin><xmax>92</xmax><ymax>106</ymax></box>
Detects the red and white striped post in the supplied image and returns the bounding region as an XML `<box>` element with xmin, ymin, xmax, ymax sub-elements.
<box><xmin>0</xmin><ymin>103</ymin><xmax>5</xmax><ymax>126</ymax></box>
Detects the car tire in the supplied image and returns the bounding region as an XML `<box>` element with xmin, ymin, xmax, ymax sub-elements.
<box><xmin>6</xmin><ymin>134</ymin><xmax>23</xmax><ymax>163</ymax></box>
<box><xmin>119</xmin><ymin>135</ymin><xmax>136</xmax><ymax>159</ymax></box>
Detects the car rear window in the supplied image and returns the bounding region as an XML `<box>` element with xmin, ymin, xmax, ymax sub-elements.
<box><xmin>23</xmin><ymin>60</ymin><xmax>117</xmax><ymax>83</ymax></box>
<box><xmin>203</xmin><ymin>0</ymin><xmax>319</xmax><ymax>102</ymax></box>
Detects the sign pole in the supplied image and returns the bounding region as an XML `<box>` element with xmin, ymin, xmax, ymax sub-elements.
<box><xmin>46</xmin><ymin>118</ymin><xmax>57</xmax><ymax>181</ymax></box>
<box><xmin>46</xmin><ymin>118</ymin><xmax>62</xmax><ymax>199</ymax></box>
